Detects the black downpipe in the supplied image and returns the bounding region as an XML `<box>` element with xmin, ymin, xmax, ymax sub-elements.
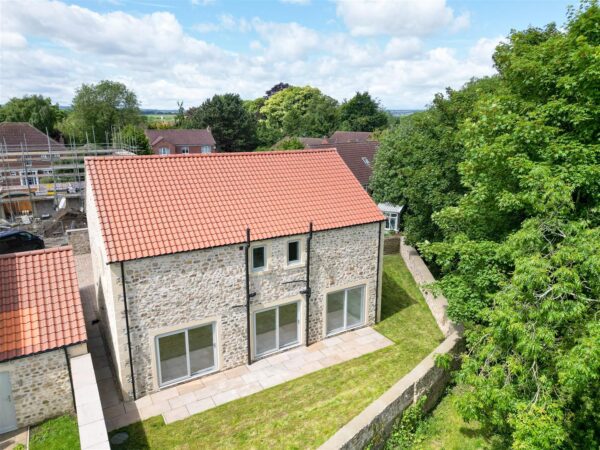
<box><xmin>64</xmin><ymin>347</ymin><xmax>76</xmax><ymax>412</ymax></box>
<box><xmin>245</xmin><ymin>228</ymin><xmax>252</xmax><ymax>365</ymax></box>
<box><xmin>120</xmin><ymin>261</ymin><xmax>137</xmax><ymax>400</ymax></box>
<box><xmin>305</xmin><ymin>222</ymin><xmax>313</xmax><ymax>346</ymax></box>
<box><xmin>374</xmin><ymin>221</ymin><xmax>383</xmax><ymax>323</ymax></box>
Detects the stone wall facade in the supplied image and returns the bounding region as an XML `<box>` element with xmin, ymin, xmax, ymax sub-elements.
<box><xmin>90</xmin><ymin>218</ymin><xmax>382</xmax><ymax>399</ymax></box>
<box><xmin>67</xmin><ymin>228</ymin><xmax>90</xmax><ymax>255</ymax></box>
<box><xmin>0</xmin><ymin>348</ymin><xmax>79</xmax><ymax>428</ymax></box>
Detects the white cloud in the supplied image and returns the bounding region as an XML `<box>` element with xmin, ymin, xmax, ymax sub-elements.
<box><xmin>335</xmin><ymin>0</ymin><xmax>470</xmax><ymax>37</ymax></box>
<box><xmin>384</xmin><ymin>37</ymin><xmax>423</xmax><ymax>59</ymax></box>
<box><xmin>252</xmin><ymin>19</ymin><xmax>319</xmax><ymax>60</ymax></box>
<box><xmin>468</xmin><ymin>36</ymin><xmax>504</xmax><ymax>65</ymax></box>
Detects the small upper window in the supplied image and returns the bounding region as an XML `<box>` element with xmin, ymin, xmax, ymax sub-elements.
<box><xmin>201</xmin><ymin>145</ymin><xmax>211</xmax><ymax>154</ymax></box>
<box><xmin>252</xmin><ymin>246</ymin><xmax>266</xmax><ymax>271</ymax></box>
<box><xmin>362</xmin><ymin>157</ymin><xmax>370</xmax><ymax>166</ymax></box>
<box><xmin>159</xmin><ymin>147</ymin><xmax>170</xmax><ymax>155</ymax></box>
<box><xmin>287</xmin><ymin>240</ymin><xmax>300</xmax><ymax>265</ymax></box>
<box><xmin>180</xmin><ymin>147</ymin><xmax>190</xmax><ymax>154</ymax></box>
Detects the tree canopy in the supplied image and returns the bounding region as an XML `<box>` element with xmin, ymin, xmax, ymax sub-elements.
<box><xmin>0</xmin><ymin>95</ymin><xmax>64</xmax><ymax>138</ymax></box>
<box><xmin>187</xmin><ymin>93</ymin><xmax>258</xmax><ymax>152</ymax></box>
<box><xmin>339</xmin><ymin>91</ymin><xmax>389</xmax><ymax>132</ymax></box>
<box><xmin>60</xmin><ymin>80</ymin><xmax>143</xmax><ymax>144</ymax></box>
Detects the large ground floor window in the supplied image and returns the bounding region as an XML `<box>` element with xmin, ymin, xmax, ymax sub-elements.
<box><xmin>326</xmin><ymin>285</ymin><xmax>365</xmax><ymax>335</ymax></box>
<box><xmin>156</xmin><ymin>323</ymin><xmax>216</xmax><ymax>386</ymax></box>
<box><xmin>254</xmin><ymin>301</ymin><xmax>300</xmax><ymax>357</ymax></box>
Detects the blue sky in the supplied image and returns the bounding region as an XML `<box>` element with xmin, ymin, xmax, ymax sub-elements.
<box><xmin>1</xmin><ymin>0</ymin><xmax>574</xmax><ymax>109</ymax></box>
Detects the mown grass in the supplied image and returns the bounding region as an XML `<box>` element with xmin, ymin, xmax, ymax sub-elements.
<box><xmin>111</xmin><ymin>254</ymin><xmax>444</xmax><ymax>449</ymax></box>
<box><xmin>29</xmin><ymin>414</ymin><xmax>80</xmax><ymax>450</ymax></box>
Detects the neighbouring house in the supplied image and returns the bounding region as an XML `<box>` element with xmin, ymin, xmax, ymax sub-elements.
<box><xmin>378</xmin><ymin>203</ymin><xmax>403</xmax><ymax>233</ymax></box>
<box><xmin>0</xmin><ymin>247</ymin><xmax>88</xmax><ymax>433</ymax></box>
<box><xmin>86</xmin><ymin>150</ymin><xmax>384</xmax><ymax>401</ymax></box>
<box><xmin>309</xmin><ymin>141</ymin><xmax>379</xmax><ymax>190</ymax></box>
<box><xmin>144</xmin><ymin>129</ymin><xmax>216</xmax><ymax>155</ymax></box>
<box><xmin>327</xmin><ymin>131</ymin><xmax>374</xmax><ymax>144</ymax></box>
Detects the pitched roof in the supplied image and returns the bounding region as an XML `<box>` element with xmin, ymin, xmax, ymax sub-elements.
<box><xmin>0</xmin><ymin>122</ymin><xmax>65</xmax><ymax>150</ymax></box>
<box><xmin>298</xmin><ymin>137</ymin><xmax>327</xmax><ymax>147</ymax></box>
<box><xmin>86</xmin><ymin>150</ymin><xmax>384</xmax><ymax>263</ymax></box>
<box><xmin>144</xmin><ymin>129</ymin><xmax>216</xmax><ymax>147</ymax></box>
<box><xmin>308</xmin><ymin>141</ymin><xmax>380</xmax><ymax>186</ymax></box>
<box><xmin>0</xmin><ymin>247</ymin><xmax>87</xmax><ymax>362</ymax></box>
<box><xmin>328</xmin><ymin>131</ymin><xmax>374</xmax><ymax>144</ymax></box>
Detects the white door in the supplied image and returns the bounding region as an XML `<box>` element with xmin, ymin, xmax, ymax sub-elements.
<box><xmin>0</xmin><ymin>372</ymin><xmax>17</xmax><ymax>434</ymax></box>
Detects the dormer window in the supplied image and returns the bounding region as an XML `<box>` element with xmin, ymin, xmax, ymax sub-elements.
<box><xmin>180</xmin><ymin>147</ymin><xmax>189</xmax><ymax>154</ymax></box>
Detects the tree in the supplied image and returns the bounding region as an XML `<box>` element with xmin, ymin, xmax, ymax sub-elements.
<box><xmin>264</xmin><ymin>82</ymin><xmax>291</xmax><ymax>99</ymax></box>
<box><xmin>418</xmin><ymin>3</ymin><xmax>600</xmax><ymax>447</ymax></box>
<box><xmin>187</xmin><ymin>93</ymin><xmax>257</xmax><ymax>152</ymax></box>
<box><xmin>120</xmin><ymin>124</ymin><xmax>151</xmax><ymax>155</ymax></box>
<box><xmin>61</xmin><ymin>80</ymin><xmax>143</xmax><ymax>144</ymax></box>
<box><xmin>0</xmin><ymin>95</ymin><xmax>64</xmax><ymax>138</ymax></box>
<box><xmin>370</xmin><ymin>77</ymin><xmax>499</xmax><ymax>245</ymax></box>
<box><xmin>275</xmin><ymin>137</ymin><xmax>304</xmax><ymax>150</ymax></box>
<box><xmin>175</xmin><ymin>101</ymin><xmax>185</xmax><ymax>127</ymax></box>
<box><xmin>339</xmin><ymin>92</ymin><xmax>389</xmax><ymax>131</ymax></box>
<box><xmin>259</xmin><ymin>86</ymin><xmax>339</xmax><ymax>144</ymax></box>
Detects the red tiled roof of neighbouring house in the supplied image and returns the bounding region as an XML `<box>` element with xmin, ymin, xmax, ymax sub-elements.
<box><xmin>86</xmin><ymin>150</ymin><xmax>384</xmax><ymax>263</ymax></box>
<box><xmin>0</xmin><ymin>247</ymin><xmax>87</xmax><ymax>362</ymax></box>
<box><xmin>308</xmin><ymin>141</ymin><xmax>380</xmax><ymax>186</ymax></box>
<box><xmin>328</xmin><ymin>131</ymin><xmax>374</xmax><ymax>144</ymax></box>
<box><xmin>144</xmin><ymin>129</ymin><xmax>216</xmax><ymax>147</ymax></box>
<box><xmin>0</xmin><ymin>122</ymin><xmax>65</xmax><ymax>150</ymax></box>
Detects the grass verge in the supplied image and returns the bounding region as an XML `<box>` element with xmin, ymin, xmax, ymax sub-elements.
<box><xmin>111</xmin><ymin>254</ymin><xmax>444</xmax><ymax>449</ymax></box>
<box><xmin>29</xmin><ymin>414</ymin><xmax>79</xmax><ymax>450</ymax></box>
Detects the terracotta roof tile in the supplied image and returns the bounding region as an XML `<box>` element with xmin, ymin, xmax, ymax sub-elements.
<box><xmin>0</xmin><ymin>247</ymin><xmax>86</xmax><ymax>362</ymax></box>
<box><xmin>86</xmin><ymin>150</ymin><xmax>384</xmax><ymax>263</ymax></box>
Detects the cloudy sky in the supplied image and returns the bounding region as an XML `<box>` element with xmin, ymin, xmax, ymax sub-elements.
<box><xmin>0</xmin><ymin>0</ymin><xmax>572</xmax><ymax>110</ymax></box>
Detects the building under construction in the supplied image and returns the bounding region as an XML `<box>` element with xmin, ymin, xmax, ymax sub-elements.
<box><xmin>0</xmin><ymin>122</ymin><xmax>139</xmax><ymax>223</ymax></box>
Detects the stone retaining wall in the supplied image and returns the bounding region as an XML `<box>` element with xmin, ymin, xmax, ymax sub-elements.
<box><xmin>67</xmin><ymin>228</ymin><xmax>90</xmax><ymax>255</ymax></box>
<box><xmin>383</xmin><ymin>235</ymin><xmax>400</xmax><ymax>255</ymax></box>
<box><xmin>319</xmin><ymin>235</ymin><xmax>463</xmax><ymax>450</ymax></box>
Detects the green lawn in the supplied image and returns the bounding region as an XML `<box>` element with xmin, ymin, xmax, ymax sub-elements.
<box><xmin>111</xmin><ymin>254</ymin><xmax>443</xmax><ymax>449</ymax></box>
<box><xmin>408</xmin><ymin>386</ymin><xmax>495</xmax><ymax>450</ymax></box>
<box><xmin>29</xmin><ymin>415</ymin><xmax>80</xmax><ymax>450</ymax></box>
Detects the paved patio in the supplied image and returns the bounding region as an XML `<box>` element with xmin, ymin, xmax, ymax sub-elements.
<box><xmin>74</xmin><ymin>254</ymin><xmax>393</xmax><ymax>433</ymax></box>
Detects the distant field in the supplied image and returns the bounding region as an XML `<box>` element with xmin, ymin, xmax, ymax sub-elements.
<box><xmin>145</xmin><ymin>113</ymin><xmax>177</xmax><ymax>125</ymax></box>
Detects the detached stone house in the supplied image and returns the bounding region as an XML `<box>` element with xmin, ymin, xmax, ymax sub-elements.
<box><xmin>144</xmin><ymin>129</ymin><xmax>216</xmax><ymax>155</ymax></box>
<box><xmin>85</xmin><ymin>150</ymin><xmax>384</xmax><ymax>401</ymax></box>
<box><xmin>0</xmin><ymin>247</ymin><xmax>87</xmax><ymax>433</ymax></box>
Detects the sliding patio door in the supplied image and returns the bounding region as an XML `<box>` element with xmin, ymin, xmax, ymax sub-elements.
<box><xmin>254</xmin><ymin>302</ymin><xmax>300</xmax><ymax>357</ymax></box>
<box><xmin>156</xmin><ymin>323</ymin><xmax>216</xmax><ymax>386</ymax></box>
<box><xmin>326</xmin><ymin>285</ymin><xmax>365</xmax><ymax>335</ymax></box>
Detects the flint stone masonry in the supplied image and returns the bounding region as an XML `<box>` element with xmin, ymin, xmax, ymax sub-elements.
<box><xmin>0</xmin><ymin>343</ymin><xmax>86</xmax><ymax>428</ymax></box>
<box><xmin>67</xmin><ymin>228</ymin><xmax>91</xmax><ymax>255</ymax></box>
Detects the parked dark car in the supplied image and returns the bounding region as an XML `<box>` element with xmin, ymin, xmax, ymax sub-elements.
<box><xmin>0</xmin><ymin>230</ymin><xmax>45</xmax><ymax>255</ymax></box>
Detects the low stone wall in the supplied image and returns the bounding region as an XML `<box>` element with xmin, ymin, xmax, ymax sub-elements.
<box><xmin>320</xmin><ymin>332</ymin><xmax>463</xmax><ymax>450</ymax></box>
<box><xmin>319</xmin><ymin>236</ymin><xmax>463</xmax><ymax>450</ymax></box>
<box><xmin>383</xmin><ymin>235</ymin><xmax>400</xmax><ymax>255</ymax></box>
<box><xmin>66</xmin><ymin>228</ymin><xmax>90</xmax><ymax>255</ymax></box>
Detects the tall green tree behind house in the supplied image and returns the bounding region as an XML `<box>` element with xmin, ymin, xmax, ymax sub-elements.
<box><xmin>370</xmin><ymin>77</ymin><xmax>499</xmax><ymax>245</ymax></box>
<box><xmin>0</xmin><ymin>95</ymin><xmax>64</xmax><ymax>138</ymax></box>
<box><xmin>60</xmin><ymin>80</ymin><xmax>143</xmax><ymax>144</ymax></box>
<box><xmin>339</xmin><ymin>91</ymin><xmax>389</xmax><ymax>131</ymax></box>
<box><xmin>187</xmin><ymin>93</ymin><xmax>258</xmax><ymax>152</ymax></box>
<box><xmin>419</xmin><ymin>3</ymin><xmax>600</xmax><ymax>448</ymax></box>
<box><xmin>120</xmin><ymin>124</ymin><xmax>151</xmax><ymax>154</ymax></box>
<box><xmin>259</xmin><ymin>86</ymin><xmax>339</xmax><ymax>145</ymax></box>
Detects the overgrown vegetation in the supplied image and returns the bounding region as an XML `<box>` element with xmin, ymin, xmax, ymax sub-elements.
<box><xmin>110</xmin><ymin>255</ymin><xmax>443</xmax><ymax>449</ymax></box>
<box><xmin>29</xmin><ymin>415</ymin><xmax>80</xmax><ymax>450</ymax></box>
<box><xmin>372</xmin><ymin>2</ymin><xmax>600</xmax><ymax>448</ymax></box>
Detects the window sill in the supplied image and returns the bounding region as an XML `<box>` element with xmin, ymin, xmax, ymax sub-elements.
<box><xmin>158</xmin><ymin>365</ymin><xmax>218</xmax><ymax>390</ymax></box>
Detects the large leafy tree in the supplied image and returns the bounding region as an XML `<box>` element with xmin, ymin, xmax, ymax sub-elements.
<box><xmin>61</xmin><ymin>80</ymin><xmax>143</xmax><ymax>144</ymax></box>
<box><xmin>120</xmin><ymin>124</ymin><xmax>151</xmax><ymax>155</ymax></box>
<box><xmin>420</xmin><ymin>3</ymin><xmax>600</xmax><ymax>447</ymax></box>
<box><xmin>0</xmin><ymin>95</ymin><xmax>64</xmax><ymax>138</ymax></box>
<box><xmin>259</xmin><ymin>86</ymin><xmax>339</xmax><ymax>144</ymax></box>
<box><xmin>370</xmin><ymin>77</ymin><xmax>499</xmax><ymax>245</ymax></box>
<box><xmin>187</xmin><ymin>93</ymin><xmax>258</xmax><ymax>152</ymax></box>
<box><xmin>339</xmin><ymin>91</ymin><xmax>389</xmax><ymax>131</ymax></box>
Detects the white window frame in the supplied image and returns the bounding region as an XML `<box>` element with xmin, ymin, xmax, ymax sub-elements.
<box><xmin>180</xmin><ymin>146</ymin><xmax>190</xmax><ymax>154</ymax></box>
<box><xmin>325</xmin><ymin>285</ymin><xmax>366</xmax><ymax>336</ymax></box>
<box><xmin>201</xmin><ymin>145</ymin><xmax>212</xmax><ymax>154</ymax></box>
<box><xmin>251</xmin><ymin>244</ymin><xmax>268</xmax><ymax>273</ymax></box>
<box><xmin>384</xmin><ymin>212</ymin><xmax>399</xmax><ymax>231</ymax></box>
<box><xmin>286</xmin><ymin>239</ymin><xmax>302</xmax><ymax>266</ymax></box>
<box><xmin>19</xmin><ymin>169</ymin><xmax>39</xmax><ymax>187</ymax></box>
<box><xmin>253</xmin><ymin>300</ymin><xmax>301</xmax><ymax>358</ymax></box>
<box><xmin>159</xmin><ymin>147</ymin><xmax>171</xmax><ymax>155</ymax></box>
<box><xmin>155</xmin><ymin>322</ymin><xmax>217</xmax><ymax>387</ymax></box>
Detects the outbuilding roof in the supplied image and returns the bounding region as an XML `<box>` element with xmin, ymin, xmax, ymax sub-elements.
<box><xmin>86</xmin><ymin>149</ymin><xmax>384</xmax><ymax>263</ymax></box>
<box><xmin>309</xmin><ymin>141</ymin><xmax>380</xmax><ymax>186</ymax></box>
<box><xmin>144</xmin><ymin>129</ymin><xmax>216</xmax><ymax>147</ymax></box>
<box><xmin>0</xmin><ymin>246</ymin><xmax>87</xmax><ymax>362</ymax></box>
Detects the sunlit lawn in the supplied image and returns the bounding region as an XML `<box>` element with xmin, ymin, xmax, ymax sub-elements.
<box><xmin>111</xmin><ymin>254</ymin><xmax>443</xmax><ymax>449</ymax></box>
<box><xmin>29</xmin><ymin>415</ymin><xmax>80</xmax><ymax>450</ymax></box>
